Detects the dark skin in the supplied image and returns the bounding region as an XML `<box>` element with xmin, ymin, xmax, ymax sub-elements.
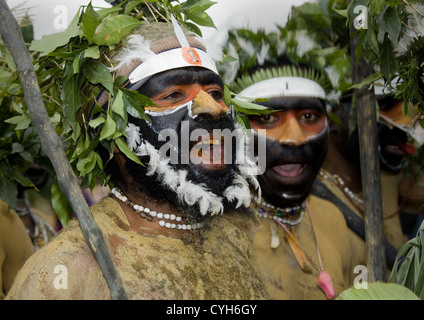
<box><xmin>248</xmin><ymin>97</ymin><xmax>328</xmax><ymax>208</ymax></box>
<box><xmin>323</xmin><ymin>98</ymin><xmax>412</xmax><ymax>195</ymax></box>
<box><xmin>108</xmin><ymin>67</ymin><xmax>236</xmax><ymax>239</ymax></box>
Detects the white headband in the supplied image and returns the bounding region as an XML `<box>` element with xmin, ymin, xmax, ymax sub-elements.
<box><xmin>128</xmin><ymin>15</ymin><xmax>218</xmax><ymax>85</ymax></box>
<box><xmin>238</xmin><ymin>77</ymin><xmax>326</xmax><ymax>100</ymax></box>
<box><xmin>128</xmin><ymin>47</ymin><xmax>218</xmax><ymax>85</ymax></box>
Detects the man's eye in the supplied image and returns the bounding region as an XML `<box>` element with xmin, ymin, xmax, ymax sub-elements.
<box><xmin>163</xmin><ymin>91</ymin><xmax>183</xmax><ymax>100</ymax></box>
<box><xmin>300</xmin><ymin>113</ymin><xmax>319</xmax><ymax>122</ymax></box>
<box><xmin>260</xmin><ymin>114</ymin><xmax>276</xmax><ymax>123</ymax></box>
<box><xmin>208</xmin><ymin>90</ymin><xmax>223</xmax><ymax>101</ymax></box>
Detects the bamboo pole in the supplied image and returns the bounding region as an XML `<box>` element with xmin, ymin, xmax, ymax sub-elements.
<box><xmin>0</xmin><ymin>0</ymin><xmax>128</xmax><ymax>299</ymax></box>
<box><xmin>348</xmin><ymin>3</ymin><xmax>387</xmax><ymax>282</ymax></box>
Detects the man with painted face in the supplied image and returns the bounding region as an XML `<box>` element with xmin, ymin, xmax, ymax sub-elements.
<box><xmin>6</xmin><ymin>20</ymin><xmax>267</xmax><ymax>300</ymax></box>
<box><xmin>234</xmin><ymin>66</ymin><xmax>353</xmax><ymax>299</ymax></box>
<box><xmin>315</xmin><ymin>87</ymin><xmax>421</xmax><ymax>271</ymax></box>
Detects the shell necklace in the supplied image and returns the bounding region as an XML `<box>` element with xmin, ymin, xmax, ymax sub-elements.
<box><xmin>111</xmin><ymin>187</ymin><xmax>204</xmax><ymax>230</ymax></box>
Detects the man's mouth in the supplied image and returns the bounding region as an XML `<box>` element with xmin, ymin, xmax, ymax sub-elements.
<box><xmin>272</xmin><ymin>163</ymin><xmax>306</xmax><ymax>178</ymax></box>
<box><xmin>384</xmin><ymin>143</ymin><xmax>416</xmax><ymax>156</ymax></box>
<box><xmin>190</xmin><ymin>134</ymin><xmax>227</xmax><ymax>170</ymax></box>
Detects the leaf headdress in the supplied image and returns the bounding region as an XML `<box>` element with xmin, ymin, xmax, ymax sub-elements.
<box><xmin>219</xmin><ymin>0</ymin><xmax>351</xmax><ymax>107</ymax></box>
<box><xmin>6</xmin><ymin>0</ymin><xmax>218</xmax><ymax>222</ymax></box>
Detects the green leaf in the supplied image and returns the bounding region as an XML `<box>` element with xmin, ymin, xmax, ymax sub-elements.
<box><xmin>88</xmin><ymin>115</ymin><xmax>105</xmax><ymax>129</ymax></box>
<box><xmin>236</xmin><ymin>113</ymin><xmax>251</xmax><ymax>131</ymax></box>
<box><xmin>120</xmin><ymin>88</ymin><xmax>151</xmax><ymax>121</ymax></box>
<box><xmin>380</xmin><ymin>36</ymin><xmax>397</xmax><ymax>82</ymax></box>
<box><xmin>182</xmin><ymin>0</ymin><xmax>216</xmax><ymax>13</ymax></box>
<box><xmin>92</xmin><ymin>15</ymin><xmax>142</xmax><ymax>46</ymax></box>
<box><xmin>232</xmin><ymin>98</ymin><xmax>273</xmax><ymax>115</ymax></box>
<box><xmin>11</xmin><ymin>142</ymin><xmax>24</xmax><ymax>153</ymax></box>
<box><xmin>96</xmin><ymin>6</ymin><xmax>123</xmax><ymax>20</ymax></box>
<box><xmin>83</xmin><ymin>60</ymin><xmax>114</xmax><ymax>93</ymax></box>
<box><xmin>51</xmin><ymin>181</ymin><xmax>73</xmax><ymax>227</ymax></box>
<box><xmin>223</xmin><ymin>86</ymin><xmax>232</xmax><ymax>108</ymax></box>
<box><xmin>13</xmin><ymin>170</ymin><xmax>34</xmax><ymax>189</ymax></box>
<box><xmin>76</xmin><ymin>152</ymin><xmax>97</xmax><ymax>176</ymax></box>
<box><xmin>82</xmin><ymin>1</ymin><xmax>102</xmax><ymax>42</ymax></box>
<box><xmin>5</xmin><ymin>115</ymin><xmax>31</xmax><ymax>130</ymax></box>
<box><xmin>185</xmin><ymin>11</ymin><xmax>216</xmax><ymax>28</ymax></box>
<box><xmin>0</xmin><ymin>174</ymin><xmax>17</xmax><ymax>209</ymax></box>
<box><xmin>5</xmin><ymin>115</ymin><xmax>27</xmax><ymax>125</ymax></box>
<box><xmin>124</xmin><ymin>0</ymin><xmax>141</xmax><ymax>15</ymax></box>
<box><xmin>83</xmin><ymin>46</ymin><xmax>101</xmax><ymax>60</ymax></box>
<box><xmin>333</xmin><ymin>8</ymin><xmax>347</xmax><ymax>18</ymax></box>
<box><xmin>337</xmin><ymin>282</ymin><xmax>420</xmax><ymax>300</ymax></box>
<box><xmin>111</xmin><ymin>89</ymin><xmax>125</xmax><ymax>120</ymax></box>
<box><xmin>115</xmin><ymin>138</ymin><xmax>144</xmax><ymax>166</ymax></box>
<box><xmin>377</xmin><ymin>5</ymin><xmax>401</xmax><ymax>47</ymax></box>
<box><xmin>99</xmin><ymin>114</ymin><xmax>117</xmax><ymax>140</ymax></box>
<box><xmin>0</xmin><ymin>68</ymin><xmax>13</xmax><ymax>82</ymax></box>
<box><xmin>61</xmin><ymin>74</ymin><xmax>81</xmax><ymax>128</ymax></box>
<box><xmin>350</xmin><ymin>72</ymin><xmax>381</xmax><ymax>89</ymax></box>
<box><xmin>29</xmin><ymin>7</ymin><xmax>81</xmax><ymax>54</ymax></box>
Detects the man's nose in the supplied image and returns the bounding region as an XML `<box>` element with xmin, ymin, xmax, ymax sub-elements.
<box><xmin>278</xmin><ymin>116</ymin><xmax>308</xmax><ymax>146</ymax></box>
<box><xmin>191</xmin><ymin>90</ymin><xmax>229</xmax><ymax>120</ymax></box>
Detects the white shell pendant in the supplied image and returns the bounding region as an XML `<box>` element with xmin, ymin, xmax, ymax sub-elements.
<box><xmin>268</xmin><ymin>220</ymin><xmax>280</xmax><ymax>249</ymax></box>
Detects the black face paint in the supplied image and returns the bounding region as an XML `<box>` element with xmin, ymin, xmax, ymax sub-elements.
<box><xmin>377</xmin><ymin>121</ymin><xmax>408</xmax><ymax>173</ymax></box>
<box><xmin>252</xmin><ymin>130</ymin><xmax>328</xmax><ymax>207</ymax></box>
<box><xmin>248</xmin><ymin>97</ymin><xmax>329</xmax><ymax>208</ymax></box>
<box><xmin>123</xmin><ymin>68</ymin><xmax>242</xmax><ymax>218</ymax></box>
<box><xmin>344</xmin><ymin>120</ymin><xmax>408</xmax><ymax>174</ymax></box>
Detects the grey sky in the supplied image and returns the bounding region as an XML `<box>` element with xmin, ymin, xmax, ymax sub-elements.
<box><xmin>6</xmin><ymin>0</ymin><xmax>312</xmax><ymax>44</ymax></box>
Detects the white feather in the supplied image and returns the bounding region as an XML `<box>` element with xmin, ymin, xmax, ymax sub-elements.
<box><xmin>125</xmin><ymin>123</ymin><xmax>141</xmax><ymax>151</ymax></box>
<box><xmin>295</xmin><ymin>30</ymin><xmax>315</xmax><ymax>57</ymax></box>
<box><xmin>109</xmin><ymin>35</ymin><xmax>155</xmax><ymax>72</ymax></box>
<box><xmin>171</xmin><ymin>15</ymin><xmax>190</xmax><ymax>48</ymax></box>
<box><xmin>256</xmin><ymin>40</ymin><xmax>270</xmax><ymax>66</ymax></box>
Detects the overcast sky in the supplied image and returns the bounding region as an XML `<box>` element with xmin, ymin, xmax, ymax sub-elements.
<box><xmin>6</xmin><ymin>0</ymin><xmax>313</xmax><ymax>45</ymax></box>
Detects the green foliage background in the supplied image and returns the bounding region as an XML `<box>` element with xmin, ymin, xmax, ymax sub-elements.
<box><xmin>2</xmin><ymin>0</ymin><xmax>424</xmax><ymax>299</ymax></box>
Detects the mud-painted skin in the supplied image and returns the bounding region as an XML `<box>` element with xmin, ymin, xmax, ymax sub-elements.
<box><xmin>248</xmin><ymin>96</ymin><xmax>329</xmax><ymax>208</ymax></box>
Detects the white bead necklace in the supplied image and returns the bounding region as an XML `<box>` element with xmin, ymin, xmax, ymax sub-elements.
<box><xmin>318</xmin><ymin>170</ymin><xmax>364</xmax><ymax>208</ymax></box>
<box><xmin>111</xmin><ymin>188</ymin><xmax>203</xmax><ymax>231</ymax></box>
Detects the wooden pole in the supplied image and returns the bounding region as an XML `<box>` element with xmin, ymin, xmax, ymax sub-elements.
<box><xmin>348</xmin><ymin>3</ymin><xmax>387</xmax><ymax>282</ymax></box>
<box><xmin>0</xmin><ymin>0</ymin><xmax>128</xmax><ymax>299</ymax></box>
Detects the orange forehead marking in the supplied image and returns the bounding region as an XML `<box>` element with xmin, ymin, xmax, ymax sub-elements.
<box><xmin>182</xmin><ymin>47</ymin><xmax>202</xmax><ymax>65</ymax></box>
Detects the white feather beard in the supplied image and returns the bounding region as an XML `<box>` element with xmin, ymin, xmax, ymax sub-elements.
<box><xmin>125</xmin><ymin>121</ymin><xmax>262</xmax><ymax>216</ymax></box>
<box><xmin>228</xmin><ymin>123</ymin><xmax>262</xmax><ymax>204</ymax></box>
